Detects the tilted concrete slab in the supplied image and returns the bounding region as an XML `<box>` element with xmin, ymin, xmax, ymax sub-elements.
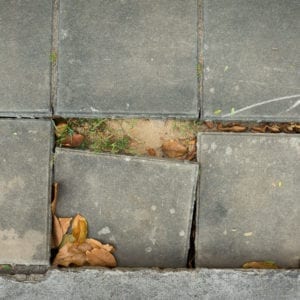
<box><xmin>0</xmin><ymin>269</ymin><xmax>299</xmax><ymax>300</ymax></box>
<box><xmin>202</xmin><ymin>0</ymin><xmax>300</xmax><ymax>121</ymax></box>
<box><xmin>56</xmin><ymin>0</ymin><xmax>199</xmax><ymax>118</ymax></box>
<box><xmin>54</xmin><ymin>149</ymin><xmax>198</xmax><ymax>267</ymax></box>
<box><xmin>0</xmin><ymin>120</ymin><xmax>53</xmax><ymax>265</ymax></box>
<box><xmin>0</xmin><ymin>1</ymin><xmax>52</xmax><ymax>117</ymax></box>
<box><xmin>196</xmin><ymin>133</ymin><xmax>300</xmax><ymax>268</ymax></box>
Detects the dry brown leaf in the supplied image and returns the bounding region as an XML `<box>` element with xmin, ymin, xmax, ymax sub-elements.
<box><xmin>77</xmin><ymin>242</ymin><xmax>93</xmax><ymax>252</ymax></box>
<box><xmin>62</xmin><ymin>134</ymin><xmax>84</xmax><ymax>147</ymax></box>
<box><xmin>266</xmin><ymin>125</ymin><xmax>281</xmax><ymax>133</ymax></box>
<box><xmin>162</xmin><ymin>140</ymin><xmax>187</xmax><ymax>158</ymax></box>
<box><xmin>72</xmin><ymin>214</ymin><xmax>88</xmax><ymax>244</ymax></box>
<box><xmin>51</xmin><ymin>182</ymin><xmax>59</xmax><ymax>214</ymax></box>
<box><xmin>251</xmin><ymin>126</ymin><xmax>267</xmax><ymax>133</ymax></box>
<box><xmin>86</xmin><ymin>239</ymin><xmax>115</xmax><ymax>253</ymax></box>
<box><xmin>59</xmin><ymin>233</ymin><xmax>75</xmax><ymax>249</ymax></box>
<box><xmin>147</xmin><ymin>148</ymin><xmax>157</xmax><ymax>157</ymax></box>
<box><xmin>242</xmin><ymin>261</ymin><xmax>279</xmax><ymax>269</ymax></box>
<box><xmin>217</xmin><ymin>124</ymin><xmax>247</xmax><ymax>132</ymax></box>
<box><xmin>53</xmin><ymin>243</ymin><xmax>86</xmax><ymax>267</ymax></box>
<box><xmin>59</xmin><ymin>218</ymin><xmax>72</xmax><ymax>234</ymax></box>
<box><xmin>86</xmin><ymin>248</ymin><xmax>117</xmax><ymax>267</ymax></box>
<box><xmin>52</xmin><ymin>217</ymin><xmax>72</xmax><ymax>248</ymax></box>
<box><xmin>204</xmin><ymin>121</ymin><xmax>214</xmax><ymax>129</ymax></box>
<box><xmin>51</xmin><ymin>183</ymin><xmax>72</xmax><ymax>248</ymax></box>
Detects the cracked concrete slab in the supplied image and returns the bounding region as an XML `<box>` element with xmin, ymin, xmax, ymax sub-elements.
<box><xmin>0</xmin><ymin>0</ymin><xmax>52</xmax><ymax>117</ymax></box>
<box><xmin>56</xmin><ymin>0</ymin><xmax>199</xmax><ymax>118</ymax></box>
<box><xmin>196</xmin><ymin>133</ymin><xmax>300</xmax><ymax>268</ymax></box>
<box><xmin>0</xmin><ymin>120</ymin><xmax>53</xmax><ymax>265</ymax></box>
<box><xmin>54</xmin><ymin>149</ymin><xmax>198</xmax><ymax>267</ymax></box>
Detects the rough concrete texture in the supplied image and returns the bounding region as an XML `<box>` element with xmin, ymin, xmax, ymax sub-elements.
<box><xmin>56</xmin><ymin>0</ymin><xmax>198</xmax><ymax>118</ymax></box>
<box><xmin>0</xmin><ymin>1</ymin><xmax>52</xmax><ymax>117</ymax></box>
<box><xmin>196</xmin><ymin>133</ymin><xmax>300</xmax><ymax>268</ymax></box>
<box><xmin>54</xmin><ymin>149</ymin><xmax>198</xmax><ymax>267</ymax></box>
<box><xmin>0</xmin><ymin>120</ymin><xmax>53</xmax><ymax>265</ymax></box>
<box><xmin>0</xmin><ymin>268</ymin><xmax>299</xmax><ymax>300</ymax></box>
<box><xmin>202</xmin><ymin>0</ymin><xmax>300</xmax><ymax>121</ymax></box>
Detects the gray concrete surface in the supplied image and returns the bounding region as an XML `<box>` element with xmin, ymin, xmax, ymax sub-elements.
<box><xmin>0</xmin><ymin>268</ymin><xmax>299</xmax><ymax>300</ymax></box>
<box><xmin>54</xmin><ymin>149</ymin><xmax>198</xmax><ymax>267</ymax></box>
<box><xmin>202</xmin><ymin>0</ymin><xmax>300</xmax><ymax>121</ymax></box>
<box><xmin>56</xmin><ymin>0</ymin><xmax>199</xmax><ymax>118</ymax></box>
<box><xmin>0</xmin><ymin>120</ymin><xmax>53</xmax><ymax>265</ymax></box>
<box><xmin>0</xmin><ymin>1</ymin><xmax>52</xmax><ymax>117</ymax></box>
<box><xmin>196</xmin><ymin>133</ymin><xmax>300</xmax><ymax>268</ymax></box>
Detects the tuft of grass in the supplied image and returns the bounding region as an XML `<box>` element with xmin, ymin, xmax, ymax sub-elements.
<box><xmin>90</xmin><ymin>135</ymin><xmax>130</xmax><ymax>154</ymax></box>
<box><xmin>171</xmin><ymin>120</ymin><xmax>201</xmax><ymax>138</ymax></box>
<box><xmin>50</xmin><ymin>51</ymin><xmax>57</xmax><ymax>64</ymax></box>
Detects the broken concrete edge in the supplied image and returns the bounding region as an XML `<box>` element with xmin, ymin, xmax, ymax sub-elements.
<box><xmin>0</xmin><ymin>111</ymin><xmax>52</xmax><ymax>118</ymax></box>
<box><xmin>0</xmin><ymin>268</ymin><xmax>298</xmax><ymax>300</ymax></box>
<box><xmin>53</xmin><ymin>111</ymin><xmax>200</xmax><ymax>120</ymax></box>
<box><xmin>54</xmin><ymin>147</ymin><xmax>200</xmax><ymax>168</ymax></box>
<box><xmin>200</xmin><ymin>114</ymin><xmax>300</xmax><ymax>123</ymax></box>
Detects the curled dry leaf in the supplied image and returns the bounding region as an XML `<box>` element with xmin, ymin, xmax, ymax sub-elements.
<box><xmin>62</xmin><ymin>134</ymin><xmax>84</xmax><ymax>147</ymax></box>
<box><xmin>162</xmin><ymin>140</ymin><xmax>187</xmax><ymax>158</ymax></box>
<box><xmin>147</xmin><ymin>148</ymin><xmax>157</xmax><ymax>157</ymax></box>
<box><xmin>217</xmin><ymin>123</ymin><xmax>247</xmax><ymax>132</ymax></box>
<box><xmin>72</xmin><ymin>214</ymin><xmax>88</xmax><ymax>244</ymax></box>
<box><xmin>53</xmin><ymin>242</ymin><xmax>86</xmax><ymax>267</ymax></box>
<box><xmin>204</xmin><ymin>121</ymin><xmax>215</xmax><ymax>129</ymax></box>
<box><xmin>51</xmin><ymin>183</ymin><xmax>72</xmax><ymax>248</ymax></box>
<box><xmin>86</xmin><ymin>248</ymin><xmax>117</xmax><ymax>268</ymax></box>
<box><xmin>53</xmin><ymin>239</ymin><xmax>117</xmax><ymax>267</ymax></box>
<box><xmin>252</xmin><ymin>126</ymin><xmax>267</xmax><ymax>133</ymax></box>
<box><xmin>242</xmin><ymin>261</ymin><xmax>279</xmax><ymax>269</ymax></box>
<box><xmin>52</xmin><ymin>217</ymin><xmax>72</xmax><ymax>248</ymax></box>
<box><xmin>266</xmin><ymin>125</ymin><xmax>281</xmax><ymax>133</ymax></box>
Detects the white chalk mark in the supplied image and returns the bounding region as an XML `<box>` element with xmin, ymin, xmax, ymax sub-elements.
<box><xmin>285</xmin><ymin>99</ymin><xmax>300</xmax><ymax>112</ymax></box>
<box><xmin>222</xmin><ymin>95</ymin><xmax>300</xmax><ymax>117</ymax></box>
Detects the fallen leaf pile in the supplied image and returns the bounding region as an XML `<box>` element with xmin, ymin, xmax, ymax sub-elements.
<box><xmin>242</xmin><ymin>261</ymin><xmax>279</xmax><ymax>269</ymax></box>
<box><xmin>51</xmin><ymin>183</ymin><xmax>117</xmax><ymax>267</ymax></box>
<box><xmin>204</xmin><ymin>121</ymin><xmax>300</xmax><ymax>133</ymax></box>
<box><xmin>161</xmin><ymin>139</ymin><xmax>196</xmax><ymax>160</ymax></box>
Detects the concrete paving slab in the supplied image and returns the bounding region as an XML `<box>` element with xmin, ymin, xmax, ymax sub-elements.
<box><xmin>54</xmin><ymin>149</ymin><xmax>198</xmax><ymax>267</ymax></box>
<box><xmin>0</xmin><ymin>120</ymin><xmax>53</xmax><ymax>265</ymax></box>
<box><xmin>0</xmin><ymin>1</ymin><xmax>52</xmax><ymax>117</ymax></box>
<box><xmin>56</xmin><ymin>0</ymin><xmax>198</xmax><ymax>118</ymax></box>
<box><xmin>202</xmin><ymin>0</ymin><xmax>300</xmax><ymax>121</ymax></box>
<box><xmin>196</xmin><ymin>133</ymin><xmax>300</xmax><ymax>268</ymax></box>
<box><xmin>0</xmin><ymin>269</ymin><xmax>299</xmax><ymax>300</ymax></box>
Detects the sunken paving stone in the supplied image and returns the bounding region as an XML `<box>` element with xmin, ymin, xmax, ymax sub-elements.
<box><xmin>202</xmin><ymin>0</ymin><xmax>300</xmax><ymax>121</ymax></box>
<box><xmin>0</xmin><ymin>1</ymin><xmax>52</xmax><ymax>117</ymax></box>
<box><xmin>0</xmin><ymin>269</ymin><xmax>299</xmax><ymax>299</ymax></box>
<box><xmin>54</xmin><ymin>149</ymin><xmax>198</xmax><ymax>268</ymax></box>
<box><xmin>56</xmin><ymin>0</ymin><xmax>198</xmax><ymax>118</ymax></box>
<box><xmin>0</xmin><ymin>120</ymin><xmax>53</xmax><ymax>265</ymax></box>
<box><xmin>196</xmin><ymin>133</ymin><xmax>300</xmax><ymax>268</ymax></box>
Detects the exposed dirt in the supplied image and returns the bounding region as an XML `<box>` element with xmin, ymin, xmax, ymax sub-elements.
<box><xmin>54</xmin><ymin>118</ymin><xmax>300</xmax><ymax>161</ymax></box>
